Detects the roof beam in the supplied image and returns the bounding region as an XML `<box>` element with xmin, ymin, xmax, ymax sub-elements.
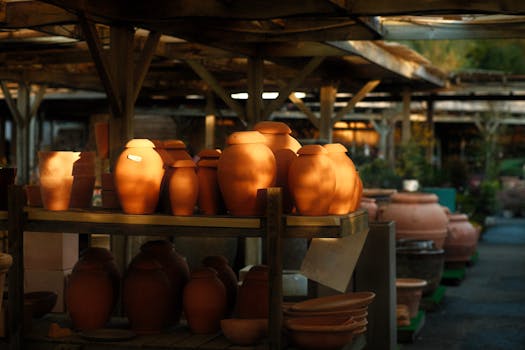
<box><xmin>0</xmin><ymin>1</ymin><xmax>77</xmax><ymax>28</ymax></box>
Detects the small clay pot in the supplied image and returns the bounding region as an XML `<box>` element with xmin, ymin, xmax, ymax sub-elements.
<box><xmin>196</xmin><ymin>149</ymin><xmax>225</xmax><ymax>215</ymax></box>
<box><xmin>220</xmin><ymin>318</ymin><xmax>268</xmax><ymax>346</ymax></box>
<box><xmin>444</xmin><ymin>213</ymin><xmax>478</xmax><ymax>262</ymax></box>
<box><xmin>202</xmin><ymin>255</ymin><xmax>238</xmax><ymax>316</ymax></box>
<box><xmin>324</xmin><ymin>143</ymin><xmax>357</xmax><ymax>215</ymax></box>
<box><xmin>38</xmin><ymin>151</ymin><xmax>75</xmax><ymax>211</ymax></box>
<box><xmin>168</xmin><ymin>159</ymin><xmax>198</xmax><ymax>216</ymax></box>
<box><xmin>396</xmin><ymin>278</ymin><xmax>427</xmax><ymax>318</ymax></box>
<box><xmin>236</xmin><ymin>265</ymin><xmax>269</xmax><ymax>318</ymax></box>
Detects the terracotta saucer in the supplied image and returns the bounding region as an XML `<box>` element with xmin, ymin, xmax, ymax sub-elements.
<box><xmin>290</xmin><ymin>292</ymin><xmax>375</xmax><ymax>312</ymax></box>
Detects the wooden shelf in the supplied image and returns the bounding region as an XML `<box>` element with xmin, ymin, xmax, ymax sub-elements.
<box><xmin>0</xmin><ymin>210</ymin><xmax>7</xmax><ymax>230</ymax></box>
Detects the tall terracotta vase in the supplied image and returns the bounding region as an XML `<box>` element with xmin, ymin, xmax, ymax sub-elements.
<box><xmin>324</xmin><ymin>143</ymin><xmax>357</xmax><ymax>215</ymax></box>
<box><xmin>378</xmin><ymin>192</ymin><xmax>449</xmax><ymax>249</ymax></box>
<box><xmin>196</xmin><ymin>149</ymin><xmax>225</xmax><ymax>215</ymax></box>
<box><xmin>202</xmin><ymin>255</ymin><xmax>238</xmax><ymax>316</ymax></box>
<box><xmin>114</xmin><ymin>139</ymin><xmax>164</xmax><ymax>214</ymax></box>
<box><xmin>168</xmin><ymin>159</ymin><xmax>198</xmax><ymax>216</ymax></box>
<box><xmin>123</xmin><ymin>253</ymin><xmax>171</xmax><ymax>334</ymax></box>
<box><xmin>444</xmin><ymin>213</ymin><xmax>478</xmax><ymax>263</ymax></box>
<box><xmin>236</xmin><ymin>265</ymin><xmax>269</xmax><ymax>319</ymax></box>
<box><xmin>217</xmin><ymin>131</ymin><xmax>276</xmax><ymax>216</ymax></box>
<box><xmin>0</xmin><ymin>168</ymin><xmax>16</xmax><ymax>210</ymax></box>
<box><xmin>38</xmin><ymin>151</ymin><xmax>75</xmax><ymax>211</ymax></box>
<box><xmin>183</xmin><ymin>267</ymin><xmax>227</xmax><ymax>334</ymax></box>
<box><xmin>0</xmin><ymin>253</ymin><xmax>12</xmax><ymax>314</ymax></box>
<box><xmin>288</xmin><ymin>145</ymin><xmax>336</xmax><ymax>216</ymax></box>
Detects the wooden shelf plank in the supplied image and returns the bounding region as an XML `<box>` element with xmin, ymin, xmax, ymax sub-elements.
<box><xmin>284</xmin><ymin>210</ymin><xmax>368</xmax><ymax>238</ymax></box>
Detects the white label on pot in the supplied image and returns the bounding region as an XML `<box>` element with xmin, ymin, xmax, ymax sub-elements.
<box><xmin>127</xmin><ymin>154</ymin><xmax>142</xmax><ymax>162</ymax></box>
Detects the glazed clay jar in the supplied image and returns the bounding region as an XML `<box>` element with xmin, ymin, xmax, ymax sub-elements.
<box><xmin>288</xmin><ymin>145</ymin><xmax>336</xmax><ymax>216</ymax></box>
<box><xmin>202</xmin><ymin>255</ymin><xmax>238</xmax><ymax>316</ymax></box>
<box><xmin>236</xmin><ymin>265</ymin><xmax>269</xmax><ymax>318</ymax></box>
<box><xmin>217</xmin><ymin>131</ymin><xmax>276</xmax><ymax>216</ymax></box>
<box><xmin>324</xmin><ymin>143</ymin><xmax>357</xmax><ymax>215</ymax></box>
<box><xmin>183</xmin><ymin>267</ymin><xmax>227</xmax><ymax>334</ymax></box>
<box><xmin>114</xmin><ymin>139</ymin><xmax>164</xmax><ymax>214</ymax></box>
<box><xmin>38</xmin><ymin>151</ymin><xmax>75</xmax><ymax>211</ymax></box>
<box><xmin>444</xmin><ymin>213</ymin><xmax>478</xmax><ymax>263</ymax></box>
<box><xmin>168</xmin><ymin>159</ymin><xmax>198</xmax><ymax>216</ymax></box>
<box><xmin>378</xmin><ymin>192</ymin><xmax>449</xmax><ymax>249</ymax></box>
<box><xmin>196</xmin><ymin>149</ymin><xmax>225</xmax><ymax>215</ymax></box>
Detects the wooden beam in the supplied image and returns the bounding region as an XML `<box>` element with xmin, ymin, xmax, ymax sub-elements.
<box><xmin>334</xmin><ymin>80</ymin><xmax>380</xmax><ymax>121</ymax></box>
<box><xmin>319</xmin><ymin>85</ymin><xmax>337</xmax><ymax>142</ymax></box>
<box><xmin>133</xmin><ymin>30</ymin><xmax>161</xmax><ymax>103</ymax></box>
<box><xmin>288</xmin><ymin>93</ymin><xmax>320</xmax><ymax>129</ymax></box>
<box><xmin>29</xmin><ymin>85</ymin><xmax>47</xmax><ymax>118</ymax></box>
<box><xmin>0</xmin><ymin>81</ymin><xmax>22</xmax><ymax>125</ymax></box>
<box><xmin>246</xmin><ymin>55</ymin><xmax>264</xmax><ymax>126</ymax></box>
<box><xmin>0</xmin><ymin>1</ymin><xmax>77</xmax><ymax>28</ymax></box>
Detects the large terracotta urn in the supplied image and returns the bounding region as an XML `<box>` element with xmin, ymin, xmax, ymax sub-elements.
<box><xmin>324</xmin><ymin>143</ymin><xmax>357</xmax><ymax>215</ymax></box>
<box><xmin>217</xmin><ymin>131</ymin><xmax>276</xmax><ymax>216</ymax></box>
<box><xmin>168</xmin><ymin>159</ymin><xmax>198</xmax><ymax>216</ymax></box>
<box><xmin>378</xmin><ymin>192</ymin><xmax>449</xmax><ymax>249</ymax></box>
<box><xmin>236</xmin><ymin>265</ymin><xmax>269</xmax><ymax>319</ymax></box>
<box><xmin>202</xmin><ymin>255</ymin><xmax>238</xmax><ymax>316</ymax></box>
<box><xmin>196</xmin><ymin>149</ymin><xmax>225</xmax><ymax>215</ymax></box>
<box><xmin>444</xmin><ymin>213</ymin><xmax>478</xmax><ymax>263</ymax></box>
<box><xmin>114</xmin><ymin>139</ymin><xmax>164</xmax><ymax>214</ymax></box>
<box><xmin>183</xmin><ymin>267</ymin><xmax>227</xmax><ymax>334</ymax></box>
<box><xmin>38</xmin><ymin>151</ymin><xmax>75</xmax><ymax>211</ymax></box>
<box><xmin>288</xmin><ymin>145</ymin><xmax>336</xmax><ymax>216</ymax></box>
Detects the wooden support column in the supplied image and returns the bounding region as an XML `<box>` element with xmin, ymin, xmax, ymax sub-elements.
<box><xmin>426</xmin><ymin>98</ymin><xmax>435</xmax><ymax>163</ymax></box>
<box><xmin>204</xmin><ymin>90</ymin><xmax>216</xmax><ymax>149</ymax></box>
<box><xmin>333</xmin><ymin>80</ymin><xmax>380</xmax><ymax>122</ymax></box>
<box><xmin>402</xmin><ymin>89</ymin><xmax>411</xmax><ymax>144</ymax></box>
<box><xmin>0</xmin><ymin>113</ymin><xmax>4</xmax><ymax>164</ymax></box>
<box><xmin>319</xmin><ymin>85</ymin><xmax>337</xmax><ymax>143</ymax></box>
<box><xmin>371</xmin><ymin>118</ymin><xmax>391</xmax><ymax>160</ymax></box>
<box><xmin>288</xmin><ymin>93</ymin><xmax>320</xmax><ymax>129</ymax></box>
<box><xmin>246</xmin><ymin>55</ymin><xmax>264</xmax><ymax>128</ymax></box>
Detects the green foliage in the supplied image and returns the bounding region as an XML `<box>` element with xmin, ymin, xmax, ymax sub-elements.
<box><xmin>358</xmin><ymin>158</ymin><xmax>401</xmax><ymax>189</ymax></box>
<box><xmin>457</xmin><ymin>179</ymin><xmax>501</xmax><ymax>224</ymax></box>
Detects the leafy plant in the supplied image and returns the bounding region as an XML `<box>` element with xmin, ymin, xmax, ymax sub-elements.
<box><xmin>358</xmin><ymin>158</ymin><xmax>402</xmax><ymax>189</ymax></box>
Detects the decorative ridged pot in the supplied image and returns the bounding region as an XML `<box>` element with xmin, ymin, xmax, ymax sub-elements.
<box><xmin>236</xmin><ymin>265</ymin><xmax>269</xmax><ymax>319</ymax></box>
<box><xmin>38</xmin><ymin>151</ymin><xmax>75</xmax><ymax>211</ymax></box>
<box><xmin>123</xmin><ymin>253</ymin><xmax>171</xmax><ymax>334</ymax></box>
<box><xmin>217</xmin><ymin>131</ymin><xmax>276</xmax><ymax>216</ymax></box>
<box><xmin>359</xmin><ymin>197</ymin><xmax>378</xmax><ymax>222</ymax></box>
<box><xmin>324</xmin><ymin>143</ymin><xmax>357</xmax><ymax>215</ymax></box>
<box><xmin>114</xmin><ymin>139</ymin><xmax>164</xmax><ymax>214</ymax></box>
<box><xmin>378</xmin><ymin>192</ymin><xmax>449</xmax><ymax>249</ymax></box>
<box><xmin>0</xmin><ymin>167</ymin><xmax>16</xmax><ymax>210</ymax></box>
<box><xmin>396</xmin><ymin>239</ymin><xmax>444</xmax><ymax>295</ymax></box>
<box><xmin>66</xmin><ymin>259</ymin><xmax>114</xmax><ymax>330</ymax></box>
<box><xmin>168</xmin><ymin>159</ymin><xmax>198</xmax><ymax>216</ymax></box>
<box><xmin>396</xmin><ymin>278</ymin><xmax>428</xmax><ymax>318</ymax></box>
<box><xmin>183</xmin><ymin>267</ymin><xmax>227</xmax><ymax>334</ymax></box>
<box><xmin>196</xmin><ymin>149</ymin><xmax>225</xmax><ymax>215</ymax></box>
<box><xmin>0</xmin><ymin>253</ymin><xmax>12</xmax><ymax>313</ymax></box>
<box><xmin>140</xmin><ymin>240</ymin><xmax>190</xmax><ymax>326</ymax></box>
<box><xmin>202</xmin><ymin>255</ymin><xmax>238</xmax><ymax>316</ymax></box>
<box><xmin>288</xmin><ymin>145</ymin><xmax>336</xmax><ymax>216</ymax></box>
<box><xmin>444</xmin><ymin>213</ymin><xmax>478</xmax><ymax>263</ymax></box>
<box><xmin>254</xmin><ymin>121</ymin><xmax>301</xmax><ymax>213</ymax></box>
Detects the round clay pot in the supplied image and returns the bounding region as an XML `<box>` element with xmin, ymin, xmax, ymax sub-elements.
<box><xmin>183</xmin><ymin>267</ymin><xmax>227</xmax><ymax>334</ymax></box>
<box><xmin>168</xmin><ymin>159</ymin><xmax>198</xmax><ymax>216</ymax></box>
<box><xmin>66</xmin><ymin>259</ymin><xmax>114</xmax><ymax>330</ymax></box>
<box><xmin>38</xmin><ymin>151</ymin><xmax>75</xmax><ymax>211</ymax></box>
<box><xmin>290</xmin><ymin>291</ymin><xmax>376</xmax><ymax>313</ymax></box>
<box><xmin>69</xmin><ymin>175</ymin><xmax>95</xmax><ymax>209</ymax></box>
<box><xmin>25</xmin><ymin>184</ymin><xmax>42</xmax><ymax>207</ymax></box>
<box><xmin>140</xmin><ymin>240</ymin><xmax>190</xmax><ymax>326</ymax></box>
<box><xmin>202</xmin><ymin>255</ymin><xmax>238</xmax><ymax>316</ymax></box>
<box><xmin>114</xmin><ymin>139</ymin><xmax>165</xmax><ymax>214</ymax></box>
<box><xmin>0</xmin><ymin>167</ymin><xmax>16</xmax><ymax>210</ymax></box>
<box><xmin>444</xmin><ymin>213</ymin><xmax>478</xmax><ymax>263</ymax></box>
<box><xmin>359</xmin><ymin>197</ymin><xmax>378</xmax><ymax>222</ymax></box>
<box><xmin>217</xmin><ymin>131</ymin><xmax>276</xmax><ymax>216</ymax></box>
<box><xmin>123</xmin><ymin>253</ymin><xmax>171</xmax><ymax>334</ymax></box>
<box><xmin>196</xmin><ymin>149</ymin><xmax>225</xmax><ymax>215</ymax></box>
<box><xmin>288</xmin><ymin>145</ymin><xmax>336</xmax><ymax>216</ymax></box>
<box><xmin>324</xmin><ymin>143</ymin><xmax>357</xmax><ymax>215</ymax></box>
<box><xmin>0</xmin><ymin>253</ymin><xmax>12</xmax><ymax>314</ymax></box>
<box><xmin>236</xmin><ymin>265</ymin><xmax>269</xmax><ymax>318</ymax></box>
<box><xmin>220</xmin><ymin>318</ymin><xmax>268</xmax><ymax>346</ymax></box>
<box><xmin>94</xmin><ymin>122</ymin><xmax>109</xmax><ymax>159</ymax></box>
<box><xmin>377</xmin><ymin>192</ymin><xmax>449</xmax><ymax>249</ymax></box>
<box><xmin>396</xmin><ymin>278</ymin><xmax>427</xmax><ymax>318</ymax></box>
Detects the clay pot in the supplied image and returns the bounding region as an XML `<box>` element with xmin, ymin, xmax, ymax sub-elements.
<box><xmin>72</xmin><ymin>152</ymin><xmax>96</xmax><ymax>176</ymax></box>
<box><xmin>289</xmin><ymin>292</ymin><xmax>376</xmax><ymax>313</ymax></box>
<box><xmin>25</xmin><ymin>184</ymin><xmax>42</xmax><ymax>207</ymax></box>
<box><xmin>101</xmin><ymin>190</ymin><xmax>120</xmax><ymax>209</ymax></box>
<box><xmin>377</xmin><ymin>192</ymin><xmax>449</xmax><ymax>249</ymax></box>
<box><xmin>217</xmin><ymin>131</ymin><xmax>276</xmax><ymax>216</ymax></box>
<box><xmin>324</xmin><ymin>143</ymin><xmax>357</xmax><ymax>215</ymax></box>
<box><xmin>183</xmin><ymin>267</ymin><xmax>227</xmax><ymax>334</ymax></box>
<box><xmin>220</xmin><ymin>318</ymin><xmax>268</xmax><ymax>346</ymax></box>
<box><xmin>444</xmin><ymin>213</ymin><xmax>478</xmax><ymax>263</ymax></box>
<box><xmin>0</xmin><ymin>167</ymin><xmax>16</xmax><ymax>210</ymax></box>
<box><xmin>396</xmin><ymin>239</ymin><xmax>444</xmax><ymax>296</ymax></box>
<box><xmin>168</xmin><ymin>159</ymin><xmax>198</xmax><ymax>216</ymax></box>
<box><xmin>197</xmin><ymin>149</ymin><xmax>225</xmax><ymax>215</ymax></box>
<box><xmin>24</xmin><ymin>291</ymin><xmax>58</xmax><ymax>319</ymax></box>
<box><xmin>236</xmin><ymin>265</ymin><xmax>269</xmax><ymax>318</ymax></box>
<box><xmin>69</xmin><ymin>175</ymin><xmax>95</xmax><ymax>209</ymax></box>
<box><xmin>202</xmin><ymin>255</ymin><xmax>238</xmax><ymax>316</ymax></box>
<box><xmin>114</xmin><ymin>139</ymin><xmax>165</xmax><ymax>214</ymax></box>
<box><xmin>66</xmin><ymin>259</ymin><xmax>114</xmax><ymax>330</ymax></box>
<box><xmin>163</xmin><ymin>139</ymin><xmax>192</xmax><ymax>162</ymax></box>
<box><xmin>123</xmin><ymin>253</ymin><xmax>171</xmax><ymax>334</ymax></box>
<box><xmin>0</xmin><ymin>253</ymin><xmax>12</xmax><ymax>314</ymax></box>
<box><xmin>140</xmin><ymin>240</ymin><xmax>190</xmax><ymax>326</ymax></box>
<box><xmin>359</xmin><ymin>197</ymin><xmax>378</xmax><ymax>222</ymax></box>
<box><xmin>288</xmin><ymin>145</ymin><xmax>336</xmax><ymax>216</ymax></box>
<box><xmin>38</xmin><ymin>151</ymin><xmax>75</xmax><ymax>211</ymax></box>
<box><xmin>396</xmin><ymin>278</ymin><xmax>427</xmax><ymax>318</ymax></box>
<box><xmin>94</xmin><ymin>122</ymin><xmax>109</xmax><ymax>159</ymax></box>
<box><xmin>350</xmin><ymin>172</ymin><xmax>364</xmax><ymax>212</ymax></box>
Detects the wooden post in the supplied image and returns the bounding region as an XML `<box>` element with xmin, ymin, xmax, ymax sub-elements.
<box><xmin>426</xmin><ymin>98</ymin><xmax>435</xmax><ymax>163</ymax></box>
<box><xmin>402</xmin><ymin>89</ymin><xmax>411</xmax><ymax>144</ymax></box>
<box><xmin>319</xmin><ymin>85</ymin><xmax>337</xmax><ymax>143</ymax></box>
<box><xmin>246</xmin><ymin>55</ymin><xmax>264</xmax><ymax>128</ymax></box>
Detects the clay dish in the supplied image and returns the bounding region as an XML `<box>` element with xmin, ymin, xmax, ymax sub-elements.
<box><xmin>283</xmin><ymin>306</ymin><xmax>368</xmax><ymax>322</ymax></box>
<box><xmin>290</xmin><ymin>292</ymin><xmax>376</xmax><ymax>313</ymax></box>
<box><xmin>220</xmin><ymin>318</ymin><xmax>268</xmax><ymax>346</ymax></box>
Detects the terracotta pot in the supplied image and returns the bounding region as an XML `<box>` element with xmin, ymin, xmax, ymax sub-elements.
<box><xmin>140</xmin><ymin>240</ymin><xmax>189</xmax><ymax>325</ymax></box>
<box><xmin>288</xmin><ymin>145</ymin><xmax>336</xmax><ymax>216</ymax></box>
<box><xmin>101</xmin><ymin>190</ymin><xmax>120</xmax><ymax>209</ymax></box>
<box><xmin>324</xmin><ymin>143</ymin><xmax>357</xmax><ymax>215</ymax></box>
<box><xmin>0</xmin><ymin>168</ymin><xmax>16</xmax><ymax>210</ymax></box>
<box><xmin>236</xmin><ymin>265</ymin><xmax>269</xmax><ymax>318</ymax></box>
<box><xmin>396</xmin><ymin>278</ymin><xmax>427</xmax><ymax>318</ymax></box>
<box><xmin>359</xmin><ymin>197</ymin><xmax>378</xmax><ymax>222</ymax></box>
<box><xmin>168</xmin><ymin>159</ymin><xmax>198</xmax><ymax>216</ymax></box>
<box><xmin>101</xmin><ymin>173</ymin><xmax>115</xmax><ymax>191</ymax></box>
<box><xmin>183</xmin><ymin>267</ymin><xmax>227</xmax><ymax>334</ymax></box>
<box><xmin>444</xmin><ymin>213</ymin><xmax>478</xmax><ymax>262</ymax></box>
<box><xmin>69</xmin><ymin>175</ymin><xmax>95</xmax><ymax>209</ymax></box>
<box><xmin>25</xmin><ymin>184</ymin><xmax>42</xmax><ymax>207</ymax></box>
<box><xmin>38</xmin><ymin>151</ymin><xmax>75</xmax><ymax>211</ymax></box>
<box><xmin>114</xmin><ymin>139</ymin><xmax>164</xmax><ymax>214</ymax></box>
<box><xmin>94</xmin><ymin>122</ymin><xmax>109</xmax><ymax>159</ymax></box>
<box><xmin>163</xmin><ymin>139</ymin><xmax>193</xmax><ymax>162</ymax></box>
<box><xmin>72</xmin><ymin>152</ymin><xmax>96</xmax><ymax>176</ymax></box>
<box><xmin>220</xmin><ymin>318</ymin><xmax>268</xmax><ymax>346</ymax></box>
<box><xmin>123</xmin><ymin>253</ymin><xmax>171</xmax><ymax>334</ymax></box>
<box><xmin>66</xmin><ymin>259</ymin><xmax>114</xmax><ymax>330</ymax></box>
<box><xmin>289</xmin><ymin>291</ymin><xmax>376</xmax><ymax>313</ymax></box>
<box><xmin>396</xmin><ymin>239</ymin><xmax>444</xmax><ymax>296</ymax></box>
<box><xmin>0</xmin><ymin>253</ymin><xmax>12</xmax><ymax>314</ymax></box>
<box><xmin>202</xmin><ymin>255</ymin><xmax>238</xmax><ymax>316</ymax></box>
<box><xmin>197</xmin><ymin>149</ymin><xmax>225</xmax><ymax>215</ymax></box>
<box><xmin>217</xmin><ymin>131</ymin><xmax>276</xmax><ymax>216</ymax></box>
<box><xmin>377</xmin><ymin>192</ymin><xmax>449</xmax><ymax>249</ymax></box>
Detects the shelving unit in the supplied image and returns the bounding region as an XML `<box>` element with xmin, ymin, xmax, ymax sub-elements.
<box><xmin>6</xmin><ymin>185</ymin><xmax>377</xmax><ymax>350</ymax></box>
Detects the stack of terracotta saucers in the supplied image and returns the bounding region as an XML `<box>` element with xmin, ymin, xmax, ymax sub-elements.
<box><xmin>283</xmin><ymin>291</ymin><xmax>375</xmax><ymax>350</ymax></box>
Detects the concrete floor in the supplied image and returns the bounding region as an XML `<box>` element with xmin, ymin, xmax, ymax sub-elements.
<box><xmin>401</xmin><ymin>217</ymin><xmax>525</xmax><ymax>350</ymax></box>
